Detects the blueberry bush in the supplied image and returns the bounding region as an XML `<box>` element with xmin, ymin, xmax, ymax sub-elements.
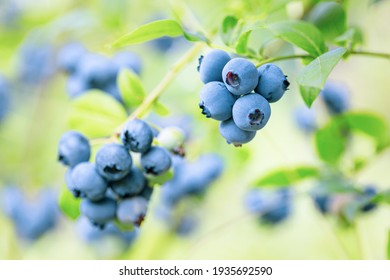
<box><xmin>0</xmin><ymin>0</ymin><xmax>390</xmax><ymax>260</ymax></box>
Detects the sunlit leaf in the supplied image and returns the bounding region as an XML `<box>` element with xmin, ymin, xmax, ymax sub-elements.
<box><xmin>117</xmin><ymin>69</ymin><xmax>146</xmax><ymax>109</ymax></box>
<box><xmin>58</xmin><ymin>187</ymin><xmax>80</xmax><ymax>220</ymax></box>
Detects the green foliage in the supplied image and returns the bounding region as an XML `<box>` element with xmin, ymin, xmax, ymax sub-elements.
<box><xmin>307</xmin><ymin>2</ymin><xmax>347</xmax><ymax>41</ymax></box>
<box><xmin>335</xmin><ymin>27</ymin><xmax>364</xmax><ymax>49</ymax></box>
<box><xmin>297</xmin><ymin>47</ymin><xmax>346</xmax><ymax>107</ymax></box>
<box><xmin>145</xmin><ymin>168</ymin><xmax>174</xmax><ymax>187</ymax></box>
<box><xmin>220</xmin><ymin>15</ymin><xmax>240</xmax><ymax>46</ymax></box>
<box><xmin>59</xmin><ymin>186</ymin><xmax>81</xmax><ymax>220</ymax></box>
<box><xmin>315</xmin><ymin>112</ymin><xmax>390</xmax><ymax>165</ymax></box>
<box><xmin>111</xmin><ymin>19</ymin><xmax>207</xmax><ymax>48</ymax></box>
<box><xmin>67</xmin><ymin>90</ymin><xmax>128</xmax><ymax>138</ymax></box>
<box><xmin>117</xmin><ymin>69</ymin><xmax>146</xmax><ymax>109</ymax></box>
<box><xmin>253</xmin><ymin>166</ymin><xmax>320</xmax><ymax>187</ymax></box>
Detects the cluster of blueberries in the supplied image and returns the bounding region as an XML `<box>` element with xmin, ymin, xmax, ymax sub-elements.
<box><xmin>57</xmin><ymin>42</ymin><xmax>141</xmax><ymax>101</ymax></box>
<box><xmin>0</xmin><ymin>75</ymin><xmax>10</xmax><ymax>123</ymax></box>
<box><xmin>294</xmin><ymin>81</ymin><xmax>350</xmax><ymax>134</ymax></box>
<box><xmin>1</xmin><ymin>187</ymin><xmax>59</xmax><ymax>241</ymax></box>
<box><xmin>58</xmin><ymin>119</ymin><xmax>173</xmax><ymax>233</ymax></box>
<box><xmin>156</xmin><ymin>154</ymin><xmax>224</xmax><ymax>235</ymax></box>
<box><xmin>244</xmin><ymin>188</ymin><xmax>292</xmax><ymax>225</ymax></box>
<box><xmin>311</xmin><ymin>182</ymin><xmax>378</xmax><ymax>222</ymax></box>
<box><xmin>197</xmin><ymin>49</ymin><xmax>289</xmax><ymax>146</ymax></box>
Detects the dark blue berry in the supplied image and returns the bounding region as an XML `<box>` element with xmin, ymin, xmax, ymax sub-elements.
<box><xmin>58</xmin><ymin>131</ymin><xmax>91</xmax><ymax>168</ymax></box>
<box><xmin>141</xmin><ymin>146</ymin><xmax>172</xmax><ymax>175</ymax></box>
<box><xmin>66</xmin><ymin>74</ymin><xmax>88</xmax><ymax>98</ymax></box>
<box><xmin>80</xmin><ymin>197</ymin><xmax>117</xmax><ymax>227</ymax></box>
<box><xmin>222</xmin><ymin>58</ymin><xmax>258</xmax><ymax>95</ymax></box>
<box><xmin>255</xmin><ymin>64</ymin><xmax>289</xmax><ymax>102</ymax></box>
<box><xmin>71</xmin><ymin>162</ymin><xmax>108</xmax><ymax>201</ymax></box>
<box><xmin>360</xmin><ymin>185</ymin><xmax>377</xmax><ymax>212</ymax></box>
<box><xmin>57</xmin><ymin>42</ymin><xmax>86</xmax><ymax>74</ymax></box>
<box><xmin>219</xmin><ymin>118</ymin><xmax>256</xmax><ymax>146</ymax></box>
<box><xmin>120</xmin><ymin>119</ymin><xmax>154</xmax><ymax>153</ymax></box>
<box><xmin>95</xmin><ymin>143</ymin><xmax>132</xmax><ymax>181</ymax></box>
<box><xmin>117</xmin><ymin>197</ymin><xmax>148</xmax><ymax>226</ymax></box>
<box><xmin>198</xmin><ymin>50</ymin><xmax>231</xmax><ymax>83</ymax></box>
<box><xmin>199</xmin><ymin>82</ymin><xmax>236</xmax><ymax>121</ymax></box>
<box><xmin>320</xmin><ymin>82</ymin><xmax>350</xmax><ymax>114</ymax></box>
<box><xmin>110</xmin><ymin>166</ymin><xmax>146</xmax><ymax>198</ymax></box>
<box><xmin>293</xmin><ymin>106</ymin><xmax>317</xmax><ymax>133</ymax></box>
<box><xmin>232</xmin><ymin>93</ymin><xmax>271</xmax><ymax>131</ymax></box>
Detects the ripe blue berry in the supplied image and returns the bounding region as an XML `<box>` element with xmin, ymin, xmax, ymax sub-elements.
<box><xmin>222</xmin><ymin>58</ymin><xmax>258</xmax><ymax>95</ymax></box>
<box><xmin>57</xmin><ymin>42</ymin><xmax>86</xmax><ymax>74</ymax></box>
<box><xmin>71</xmin><ymin>162</ymin><xmax>108</xmax><ymax>201</ymax></box>
<box><xmin>293</xmin><ymin>106</ymin><xmax>317</xmax><ymax>133</ymax></box>
<box><xmin>320</xmin><ymin>82</ymin><xmax>349</xmax><ymax>114</ymax></box>
<box><xmin>141</xmin><ymin>146</ymin><xmax>172</xmax><ymax>175</ymax></box>
<box><xmin>198</xmin><ymin>50</ymin><xmax>231</xmax><ymax>83</ymax></box>
<box><xmin>110</xmin><ymin>166</ymin><xmax>146</xmax><ymax>198</ymax></box>
<box><xmin>80</xmin><ymin>197</ymin><xmax>117</xmax><ymax>227</ymax></box>
<box><xmin>359</xmin><ymin>186</ymin><xmax>377</xmax><ymax>212</ymax></box>
<box><xmin>232</xmin><ymin>93</ymin><xmax>271</xmax><ymax>131</ymax></box>
<box><xmin>95</xmin><ymin>143</ymin><xmax>132</xmax><ymax>181</ymax></box>
<box><xmin>112</xmin><ymin>51</ymin><xmax>142</xmax><ymax>75</ymax></box>
<box><xmin>219</xmin><ymin>118</ymin><xmax>256</xmax><ymax>146</ymax></box>
<box><xmin>199</xmin><ymin>82</ymin><xmax>236</xmax><ymax>121</ymax></box>
<box><xmin>58</xmin><ymin>131</ymin><xmax>91</xmax><ymax>168</ymax></box>
<box><xmin>120</xmin><ymin>119</ymin><xmax>154</xmax><ymax>153</ymax></box>
<box><xmin>139</xmin><ymin>185</ymin><xmax>154</xmax><ymax>201</ymax></box>
<box><xmin>255</xmin><ymin>64</ymin><xmax>289</xmax><ymax>102</ymax></box>
<box><xmin>66</xmin><ymin>74</ymin><xmax>88</xmax><ymax>98</ymax></box>
<box><xmin>311</xmin><ymin>191</ymin><xmax>331</xmax><ymax>214</ymax></box>
<box><xmin>117</xmin><ymin>197</ymin><xmax>148</xmax><ymax>225</ymax></box>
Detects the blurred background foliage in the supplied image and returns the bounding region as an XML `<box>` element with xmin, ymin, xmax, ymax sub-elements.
<box><xmin>0</xmin><ymin>0</ymin><xmax>389</xmax><ymax>259</ymax></box>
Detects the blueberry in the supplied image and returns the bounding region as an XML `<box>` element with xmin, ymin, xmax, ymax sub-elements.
<box><xmin>141</xmin><ymin>146</ymin><xmax>172</xmax><ymax>175</ymax></box>
<box><xmin>58</xmin><ymin>131</ymin><xmax>91</xmax><ymax>167</ymax></box>
<box><xmin>77</xmin><ymin>53</ymin><xmax>117</xmax><ymax>89</ymax></box>
<box><xmin>110</xmin><ymin>166</ymin><xmax>146</xmax><ymax>198</ymax></box>
<box><xmin>117</xmin><ymin>197</ymin><xmax>148</xmax><ymax>226</ymax></box>
<box><xmin>66</xmin><ymin>74</ymin><xmax>88</xmax><ymax>98</ymax></box>
<box><xmin>222</xmin><ymin>58</ymin><xmax>258</xmax><ymax>95</ymax></box>
<box><xmin>139</xmin><ymin>184</ymin><xmax>154</xmax><ymax>201</ymax></box>
<box><xmin>312</xmin><ymin>192</ymin><xmax>331</xmax><ymax>214</ymax></box>
<box><xmin>219</xmin><ymin>118</ymin><xmax>256</xmax><ymax>146</ymax></box>
<box><xmin>320</xmin><ymin>82</ymin><xmax>349</xmax><ymax>114</ymax></box>
<box><xmin>198</xmin><ymin>50</ymin><xmax>231</xmax><ymax>83</ymax></box>
<box><xmin>232</xmin><ymin>93</ymin><xmax>271</xmax><ymax>131</ymax></box>
<box><xmin>80</xmin><ymin>197</ymin><xmax>117</xmax><ymax>227</ymax></box>
<box><xmin>76</xmin><ymin>216</ymin><xmax>120</xmax><ymax>242</ymax></box>
<box><xmin>0</xmin><ymin>75</ymin><xmax>10</xmax><ymax>122</ymax></box>
<box><xmin>95</xmin><ymin>143</ymin><xmax>132</xmax><ymax>181</ymax></box>
<box><xmin>1</xmin><ymin>186</ymin><xmax>23</xmax><ymax>220</ymax></box>
<box><xmin>112</xmin><ymin>51</ymin><xmax>142</xmax><ymax>75</ymax></box>
<box><xmin>176</xmin><ymin>214</ymin><xmax>198</xmax><ymax>236</ymax></box>
<box><xmin>120</xmin><ymin>119</ymin><xmax>154</xmax><ymax>153</ymax></box>
<box><xmin>199</xmin><ymin>82</ymin><xmax>236</xmax><ymax>121</ymax></box>
<box><xmin>255</xmin><ymin>64</ymin><xmax>289</xmax><ymax>102</ymax></box>
<box><xmin>57</xmin><ymin>42</ymin><xmax>86</xmax><ymax>74</ymax></box>
<box><xmin>71</xmin><ymin>162</ymin><xmax>108</xmax><ymax>201</ymax></box>
<box><xmin>293</xmin><ymin>106</ymin><xmax>317</xmax><ymax>133</ymax></box>
<box><xmin>65</xmin><ymin>169</ymin><xmax>81</xmax><ymax>198</ymax></box>
<box><xmin>360</xmin><ymin>186</ymin><xmax>377</xmax><ymax>212</ymax></box>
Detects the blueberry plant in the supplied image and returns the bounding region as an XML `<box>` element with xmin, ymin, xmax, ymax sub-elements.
<box><xmin>1</xmin><ymin>0</ymin><xmax>390</xmax><ymax>259</ymax></box>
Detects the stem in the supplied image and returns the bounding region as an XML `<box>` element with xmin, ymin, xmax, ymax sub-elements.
<box><xmin>350</xmin><ymin>50</ymin><xmax>390</xmax><ymax>60</ymax></box>
<box><xmin>114</xmin><ymin>43</ymin><xmax>204</xmax><ymax>135</ymax></box>
<box><xmin>256</xmin><ymin>54</ymin><xmax>313</xmax><ymax>67</ymax></box>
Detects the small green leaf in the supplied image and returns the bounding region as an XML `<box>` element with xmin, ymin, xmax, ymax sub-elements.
<box><xmin>112</xmin><ymin>19</ymin><xmax>184</xmax><ymax>48</ymax></box>
<box><xmin>114</xmin><ymin>219</ymin><xmax>134</xmax><ymax>231</ymax></box>
<box><xmin>146</xmin><ymin>169</ymin><xmax>174</xmax><ymax>186</ymax></box>
<box><xmin>235</xmin><ymin>30</ymin><xmax>252</xmax><ymax>54</ymax></box>
<box><xmin>153</xmin><ymin>101</ymin><xmax>170</xmax><ymax>116</ymax></box>
<box><xmin>68</xmin><ymin>90</ymin><xmax>128</xmax><ymax>138</ymax></box>
<box><xmin>314</xmin><ymin>116</ymin><xmax>348</xmax><ymax>165</ymax></box>
<box><xmin>297</xmin><ymin>47</ymin><xmax>347</xmax><ymax>107</ymax></box>
<box><xmin>117</xmin><ymin>69</ymin><xmax>146</xmax><ymax>108</ymax></box>
<box><xmin>373</xmin><ymin>191</ymin><xmax>390</xmax><ymax>204</ymax></box>
<box><xmin>220</xmin><ymin>15</ymin><xmax>239</xmax><ymax>46</ymax></box>
<box><xmin>183</xmin><ymin>31</ymin><xmax>209</xmax><ymax>43</ymax></box>
<box><xmin>267</xmin><ymin>20</ymin><xmax>327</xmax><ymax>57</ymax></box>
<box><xmin>59</xmin><ymin>187</ymin><xmax>81</xmax><ymax>220</ymax></box>
<box><xmin>307</xmin><ymin>2</ymin><xmax>347</xmax><ymax>41</ymax></box>
<box><xmin>343</xmin><ymin>112</ymin><xmax>390</xmax><ymax>152</ymax></box>
<box><xmin>253</xmin><ymin>166</ymin><xmax>320</xmax><ymax>187</ymax></box>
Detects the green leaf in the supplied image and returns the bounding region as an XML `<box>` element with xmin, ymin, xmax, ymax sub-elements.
<box><xmin>253</xmin><ymin>166</ymin><xmax>320</xmax><ymax>187</ymax></box>
<box><xmin>59</xmin><ymin>187</ymin><xmax>80</xmax><ymax>220</ymax></box>
<box><xmin>314</xmin><ymin>116</ymin><xmax>348</xmax><ymax>165</ymax></box>
<box><xmin>372</xmin><ymin>191</ymin><xmax>390</xmax><ymax>204</ymax></box>
<box><xmin>235</xmin><ymin>30</ymin><xmax>251</xmax><ymax>54</ymax></box>
<box><xmin>117</xmin><ymin>69</ymin><xmax>146</xmax><ymax>108</ymax></box>
<box><xmin>146</xmin><ymin>169</ymin><xmax>174</xmax><ymax>186</ymax></box>
<box><xmin>220</xmin><ymin>15</ymin><xmax>239</xmax><ymax>46</ymax></box>
<box><xmin>307</xmin><ymin>2</ymin><xmax>347</xmax><ymax>41</ymax></box>
<box><xmin>153</xmin><ymin>101</ymin><xmax>170</xmax><ymax>116</ymax></box>
<box><xmin>114</xmin><ymin>219</ymin><xmax>134</xmax><ymax>231</ymax></box>
<box><xmin>183</xmin><ymin>31</ymin><xmax>209</xmax><ymax>43</ymax></box>
<box><xmin>68</xmin><ymin>90</ymin><xmax>128</xmax><ymax>138</ymax></box>
<box><xmin>297</xmin><ymin>47</ymin><xmax>347</xmax><ymax>107</ymax></box>
<box><xmin>112</xmin><ymin>19</ymin><xmax>184</xmax><ymax>48</ymax></box>
<box><xmin>343</xmin><ymin>112</ymin><xmax>390</xmax><ymax>152</ymax></box>
<box><xmin>267</xmin><ymin>20</ymin><xmax>327</xmax><ymax>57</ymax></box>
<box><xmin>335</xmin><ymin>27</ymin><xmax>364</xmax><ymax>49</ymax></box>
